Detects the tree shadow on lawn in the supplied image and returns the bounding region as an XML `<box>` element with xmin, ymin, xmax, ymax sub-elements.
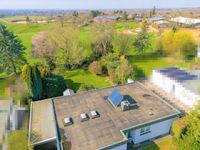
<box><xmin>65</xmin><ymin>79</ymin><xmax>81</xmax><ymax>92</ymax></box>
<box><xmin>127</xmin><ymin>52</ymin><xmax>165</xmax><ymax>64</ymax></box>
<box><xmin>133</xmin><ymin>66</ymin><xmax>146</xmax><ymax>79</ymax></box>
<box><xmin>127</xmin><ymin>141</ymin><xmax>159</xmax><ymax>150</ymax></box>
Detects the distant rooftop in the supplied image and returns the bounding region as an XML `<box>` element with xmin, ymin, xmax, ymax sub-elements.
<box><xmin>170</xmin><ymin>16</ymin><xmax>200</xmax><ymax>25</ymax></box>
<box><xmin>94</xmin><ymin>16</ymin><xmax>120</xmax><ymax>21</ymax></box>
<box><xmin>147</xmin><ymin>17</ymin><xmax>165</xmax><ymax>22</ymax></box>
<box><xmin>53</xmin><ymin>82</ymin><xmax>179</xmax><ymax>150</ymax></box>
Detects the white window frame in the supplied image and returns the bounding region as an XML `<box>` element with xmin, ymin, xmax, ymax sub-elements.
<box><xmin>140</xmin><ymin>125</ymin><xmax>151</xmax><ymax>135</ymax></box>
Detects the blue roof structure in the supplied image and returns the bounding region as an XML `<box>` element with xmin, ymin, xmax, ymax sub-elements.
<box><xmin>159</xmin><ymin>67</ymin><xmax>197</xmax><ymax>82</ymax></box>
<box><xmin>108</xmin><ymin>89</ymin><xmax>123</xmax><ymax>107</ymax></box>
<box><xmin>147</xmin><ymin>17</ymin><xmax>165</xmax><ymax>22</ymax></box>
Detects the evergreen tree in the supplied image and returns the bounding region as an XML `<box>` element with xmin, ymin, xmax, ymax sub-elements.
<box><xmin>0</xmin><ymin>24</ymin><xmax>26</xmax><ymax>74</ymax></box>
<box><xmin>72</xmin><ymin>11</ymin><xmax>79</xmax><ymax>17</ymax></box>
<box><xmin>133</xmin><ymin>21</ymin><xmax>151</xmax><ymax>53</ymax></box>
<box><xmin>22</xmin><ymin>65</ymin><xmax>42</xmax><ymax>101</ymax></box>
<box><xmin>152</xmin><ymin>6</ymin><xmax>156</xmax><ymax>15</ymax></box>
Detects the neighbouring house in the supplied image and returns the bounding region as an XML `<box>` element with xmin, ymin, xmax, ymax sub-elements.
<box><xmin>170</xmin><ymin>16</ymin><xmax>200</xmax><ymax>27</ymax></box>
<box><xmin>147</xmin><ymin>17</ymin><xmax>169</xmax><ymax>26</ymax></box>
<box><xmin>134</xmin><ymin>14</ymin><xmax>143</xmax><ymax>22</ymax></box>
<box><xmin>63</xmin><ymin>89</ymin><xmax>74</xmax><ymax>96</ymax></box>
<box><xmin>151</xmin><ymin>67</ymin><xmax>200</xmax><ymax>107</ymax></box>
<box><xmin>0</xmin><ymin>99</ymin><xmax>26</xmax><ymax>150</ymax></box>
<box><xmin>93</xmin><ymin>16</ymin><xmax>120</xmax><ymax>22</ymax></box>
<box><xmin>29</xmin><ymin>82</ymin><xmax>180</xmax><ymax>150</ymax></box>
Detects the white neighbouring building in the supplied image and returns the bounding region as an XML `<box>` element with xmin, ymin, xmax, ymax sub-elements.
<box><xmin>151</xmin><ymin>67</ymin><xmax>200</xmax><ymax>107</ymax></box>
<box><xmin>170</xmin><ymin>16</ymin><xmax>200</xmax><ymax>26</ymax></box>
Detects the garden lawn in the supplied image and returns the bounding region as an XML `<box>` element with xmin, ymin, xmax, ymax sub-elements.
<box><xmin>56</xmin><ymin>69</ymin><xmax>112</xmax><ymax>92</ymax></box>
<box><xmin>143</xmin><ymin>135</ymin><xmax>175</xmax><ymax>150</ymax></box>
<box><xmin>0</xmin><ymin>75</ymin><xmax>17</xmax><ymax>99</ymax></box>
<box><xmin>114</xmin><ymin>21</ymin><xmax>141</xmax><ymax>31</ymax></box>
<box><xmin>128</xmin><ymin>54</ymin><xmax>191</xmax><ymax>77</ymax></box>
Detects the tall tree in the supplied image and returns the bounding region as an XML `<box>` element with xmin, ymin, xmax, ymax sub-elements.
<box><xmin>133</xmin><ymin>21</ymin><xmax>151</xmax><ymax>53</ymax></box>
<box><xmin>22</xmin><ymin>65</ymin><xmax>42</xmax><ymax>101</ymax></box>
<box><xmin>32</xmin><ymin>31</ymin><xmax>57</xmax><ymax>70</ymax></box>
<box><xmin>51</xmin><ymin>27</ymin><xmax>86</xmax><ymax>69</ymax></box>
<box><xmin>91</xmin><ymin>39</ymin><xmax>113</xmax><ymax>60</ymax></box>
<box><xmin>26</xmin><ymin>16</ymin><xmax>31</xmax><ymax>24</ymax></box>
<box><xmin>0</xmin><ymin>24</ymin><xmax>26</xmax><ymax>74</ymax></box>
<box><xmin>113</xmin><ymin>33</ymin><xmax>132</xmax><ymax>56</ymax></box>
<box><xmin>90</xmin><ymin>10</ymin><xmax>101</xmax><ymax>18</ymax></box>
<box><xmin>161</xmin><ymin>29</ymin><xmax>196</xmax><ymax>59</ymax></box>
<box><xmin>90</xmin><ymin>24</ymin><xmax>114</xmax><ymax>60</ymax></box>
<box><xmin>122</xmin><ymin>11</ymin><xmax>128</xmax><ymax>21</ymax></box>
<box><xmin>152</xmin><ymin>6</ymin><xmax>156</xmax><ymax>15</ymax></box>
<box><xmin>72</xmin><ymin>11</ymin><xmax>79</xmax><ymax>17</ymax></box>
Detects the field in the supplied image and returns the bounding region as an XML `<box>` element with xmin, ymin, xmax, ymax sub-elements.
<box><xmin>0</xmin><ymin>18</ymin><xmax>193</xmax><ymax>99</ymax></box>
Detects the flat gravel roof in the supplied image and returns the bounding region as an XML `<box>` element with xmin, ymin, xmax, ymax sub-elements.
<box><xmin>53</xmin><ymin>82</ymin><xmax>180</xmax><ymax>150</ymax></box>
<box><xmin>29</xmin><ymin>99</ymin><xmax>57</xmax><ymax>145</ymax></box>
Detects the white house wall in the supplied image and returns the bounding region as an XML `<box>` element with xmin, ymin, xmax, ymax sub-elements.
<box><xmin>109</xmin><ymin>143</ymin><xmax>127</xmax><ymax>150</ymax></box>
<box><xmin>130</xmin><ymin>117</ymin><xmax>177</xmax><ymax>144</ymax></box>
<box><xmin>151</xmin><ymin>70</ymin><xmax>200</xmax><ymax>107</ymax></box>
<box><xmin>175</xmin><ymin>85</ymin><xmax>199</xmax><ymax>107</ymax></box>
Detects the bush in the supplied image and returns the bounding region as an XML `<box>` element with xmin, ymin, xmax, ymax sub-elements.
<box><xmin>77</xmin><ymin>84</ymin><xmax>95</xmax><ymax>93</ymax></box>
<box><xmin>7</xmin><ymin>130</ymin><xmax>33</xmax><ymax>150</ymax></box>
<box><xmin>107</xmin><ymin>61</ymin><xmax>121</xmax><ymax>83</ymax></box>
<box><xmin>172</xmin><ymin>117</ymin><xmax>188</xmax><ymax>139</ymax></box>
<box><xmin>101</xmin><ymin>53</ymin><xmax>119</xmax><ymax>75</ymax></box>
<box><xmin>42</xmin><ymin>73</ymin><xmax>67</xmax><ymax>98</ymax></box>
<box><xmin>88</xmin><ymin>61</ymin><xmax>102</xmax><ymax>75</ymax></box>
<box><xmin>107</xmin><ymin>59</ymin><xmax>133</xmax><ymax>84</ymax></box>
<box><xmin>115</xmin><ymin>59</ymin><xmax>133</xmax><ymax>84</ymax></box>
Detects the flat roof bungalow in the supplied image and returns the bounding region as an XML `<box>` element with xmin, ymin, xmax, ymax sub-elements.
<box><xmin>29</xmin><ymin>82</ymin><xmax>180</xmax><ymax>150</ymax></box>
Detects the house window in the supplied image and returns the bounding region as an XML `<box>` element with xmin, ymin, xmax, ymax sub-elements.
<box><xmin>140</xmin><ymin>126</ymin><xmax>151</xmax><ymax>135</ymax></box>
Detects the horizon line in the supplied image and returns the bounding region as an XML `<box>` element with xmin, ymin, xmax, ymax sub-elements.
<box><xmin>0</xmin><ymin>6</ymin><xmax>200</xmax><ymax>11</ymax></box>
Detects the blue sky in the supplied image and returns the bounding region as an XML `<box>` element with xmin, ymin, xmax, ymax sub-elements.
<box><xmin>1</xmin><ymin>0</ymin><xmax>200</xmax><ymax>9</ymax></box>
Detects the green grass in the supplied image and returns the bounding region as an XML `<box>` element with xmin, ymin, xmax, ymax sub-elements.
<box><xmin>56</xmin><ymin>69</ymin><xmax>112</xmax><ymax>92</ymax></box>
<box><xmin>0</xmin><ymin>75</ymin><xmax>17</xmax><ymax>99</ymax></box>
<box><xmin>143</xmin><ymin>135</ymin><xmax>175</xmax><ymax>150</ymax></box>
<box><xmin>114</xmin><ymin>21</ymin><xmax>141</xmax><ymax>31</ymax></box>
<box><xmin>128</xmin><ymin>54</ymin><xmax>191</xmax><ymax>77</ymax></box>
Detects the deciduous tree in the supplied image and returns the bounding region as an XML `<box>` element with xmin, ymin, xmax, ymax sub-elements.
<box><xmin>172</xmin><ymin>103</ymin><xmax>200</xmax><ymax>150</ymax></box>
<box><xmin>51</xmin><ymin>27</ymin><xmax>86</xmax><ymax>69</ymax></box>
<box><xmin>161</xmin><ymin>29</ymin><xmax>196</xmax><ymax>59</ymax></box>
<box><xmin>113</xmin><ymin>33</ymin><xmax>132</xmax><ymax>56</ymax></box>
<box><xmin>32</xmin><ymin>31</ymin><xmax>57</xmax><ymax>70</ymax></box>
